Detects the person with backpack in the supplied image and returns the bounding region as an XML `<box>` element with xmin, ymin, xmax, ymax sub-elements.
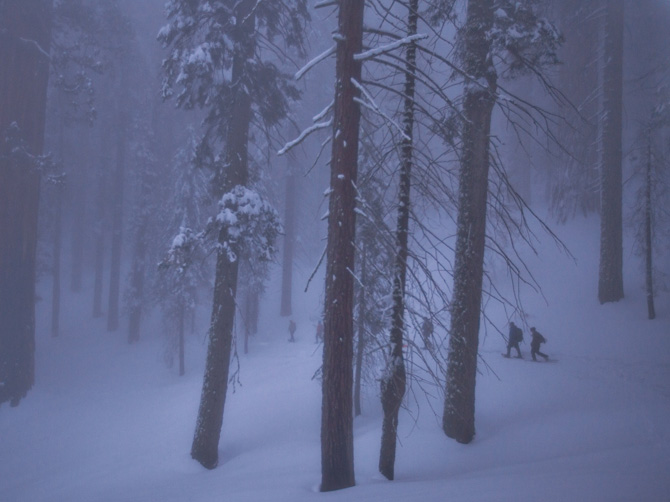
<box><xmin>505</xmin><ymin>321</ymin><xmax>523</xmax><ymax>358</ymax></box>
<box><xmin>530</xmin><ymin>327</ymin><xmax>550</xmax><ymax>361</ymax></box>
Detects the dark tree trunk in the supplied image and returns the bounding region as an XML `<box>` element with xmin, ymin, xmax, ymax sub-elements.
<box><xmin>107</xmin><ymin>102</ymin><xmax>127</xmax><ymax>332</ymax></box>
<box><xmin>598</xmin><ymin>0</ymin><xmax>624</xmax><ymax>304</ymax></box>
<box><xmin>0</xmin><ymin>0</ymin><xmax>52</xmax><ymax>406</ymax></box>
<box><xmin>280</xmin><ymin>170</ymin><xmax>296</xmax><ymax>317</ymax></box>
<box><xmin>320</xmin><ymin>0</ymin><xmax>364</xmax><ymax>492</ymax></box>
<box><xmin>645</xmin><ymin>139</ymin><xmax>655</xmax><ymax>320</ymax></box>
<box><xmin>443</xmin><ymin>0</ymin><xmax>497</xmax><ymax>445</ymax></box>
<box><xmin>379</xmin><ymin>0</ymin><xmax>417</xmax><ymax>481</ymax></box>
<box><xmin>353</xmin><ymin>241</ymin><xmax>367</xmax><ymax>418</ymax></box>
<box><xmin>190</xmin><ymin>0</ymin><xmax>254</xmax><ymax>469</ymax></box>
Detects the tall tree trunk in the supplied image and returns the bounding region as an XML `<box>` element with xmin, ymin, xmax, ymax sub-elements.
<box><xmin>51</xmin><ymin>183</ymin><xmax>63</xmax><ymax>337</ymax></box>
<box><xmin>280</xmin><ymin>170</ymin><xmax>296</xmax><ymax>317</ymax></box>
<box><xmin>379</xmin><ymin>0</ymin><xmax>417</xmax><ymax>481</ymax></box>
<box><xmin>127</xmin><ymin>223</ymin><xmax>146</xmax><ymax>343</ymax></box>
<box><xmin>320</xmin><ymin>0</ymin><xmax>364</xmax><ymax>492</ymax></box>
<box><xmin>190</xmin><ymin>0</ymin><xmax>254</xmax><ymax>469</ymax></box>
<box><xmin>70</xmin><ymin>178</ymin><xmax>85</xmax><ymax>292</ymax></box>
<box><xmin>127</xmin><ymin>168</ymin><xmax>151</xmax><ymax>343</ymax></box>
<box><xmin>645</xmin><ymin>138</ymin><xmax>655</xmax><ymax>320</ymax></box>
<box><xmin>178</xmin><ymin>304</ymin><xmax>186</xmax><ymax>376</ymax></box>
<box><xmin>598</xmin><ymin>0</ymin><xmax>624</xmax><ymax>304</ymax></box>
<box><xmin>0</xmin><ymin>0</ymin><xmax>53</xmax><ymax>406</ymax></box>
<box><xmin>353</xmin><ymin>241</ymin><xmax>367</xmax><ymax>418</ymax></box>
<box><xmin>443</xmin><ymin>0</ymin><xmax>497</xmax><ymax>445</ymax></box>
<box><xmin>92</xmin><ymin>143</ymin><xmax>107</xmax><ymax>318</ymax></box>
<box><xmin>107</xmin><ymin>101</ymin><xmax>127</xmax><ymax>332</ymax></box>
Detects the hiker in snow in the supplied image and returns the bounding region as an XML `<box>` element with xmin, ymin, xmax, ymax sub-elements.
<box><xmin>530</xmin><ymin>327</ymin><xmax>549</xmax><ymax>361</ymax></box>
<box><xmin>421</xmin><ymin>316</ymin><xmax>434</xmax><ymax>350</ymax></box>
<box><xmin>505</xmin><ymin>321</ymin><xmax>523</xmax><ymax>358</ymax></box>
<box><xmin>315</xmin><ymin>319</ymin><xmax>323</xmax><ymax>344</ymax></box>
<box><xmin>288</xmin><ymin>319</ymin><xmax>296</xmax><ymax>342</ymax></box>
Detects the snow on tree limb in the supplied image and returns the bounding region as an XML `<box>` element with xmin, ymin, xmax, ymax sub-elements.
<box><xmin>278</xmin><ymin>119</ymin><xmax>333</xmax><ymax>156</ymax></box>
<box><xmin>294</xmin><ymin>44</ymin><xmax>336</xmax><ymax>81</ymax></box>
<box><xmin>353</xmin><ymin>33</ymin><xmax>428</xmax><ymax>61</ymax></box>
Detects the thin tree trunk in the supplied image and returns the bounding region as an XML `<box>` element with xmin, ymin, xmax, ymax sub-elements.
<box><xmin>191</xmin><ymin>1</ymin><xmax>254</xmax><ymax>469</ymax></box>
<box><xmin>354</xmin><ymin>241</ymin><xmax>367</xmax><ymax>418</ymax></box>
<box><xmin>107</xmin><ymin>100</ymin><xmax>127</xmax><ymax>332</ymax></box>
<box><xmin>0</xmin><ymin>0</ymin><xmax>52</xmax><ymax>406</ymax></box>
<box><xmin>645</xmin><ymin>139</ymin><xmax>655</xmax><ymax>320</ymax></box>
<box><xmin>280</xmin><ymin>169</ymin><xmax>296</xmax><ymax>317</ymax></box>
<box><xmin>51</xmin><ymin>183</ymin><xmax>63</xmax><ymax>337</ymax></box>
<box><xmin>320</xmin><ymin>0</ymin><xmax>364</xmax><ymax>492</ymax></box>
<box><xmin>70</xmin><ymin>180</ymin><xmax>85</xmax><ymax>293</ymax></box>
<box><xmin>179</xmin><ymin>304</ymin><xmax>185</xmax><ymax>376</ymax></box>
<box><xmin>379</xmin><ymin>0</ymin><xmax>417</xmax><ymax>481</ymax></box>
<box><xmin>443</xmin><ymin>0</ymin><xmax>497</xmax><ymax>445</ymax></box>
<box><xmin>128</xmin><ymin>169</ymin><xmax>150</xmax><ymax>343</ymax></box>
<box><xmin>598</xmin><ymin>0</ymin><xmax>624</xmax><ymax>304</ymax></box>
<box><xmin>92</xmin><ymin>148</ymin><xmax>106</xmax><ymax>318</ymax></box>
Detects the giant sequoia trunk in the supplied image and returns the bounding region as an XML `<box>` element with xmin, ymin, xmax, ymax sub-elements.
<box><xmin>190</xmin><ymin>1</ymin><xmax>255</xmax><ymax>470</ymax></box>
<box><xmin>442</xmin><ymin>0</ymin><xmax>497</xmax><ymax>445</ymax></box>
<box><xmin>0</xmin><ymin>0</ymin><xmax>53</xmax><ymax>406</ymax></box>
<box><xmin>320</xmin><ymin>0</ymin><xmax>364</xmax><ymax>492</ymax></box>
<box><xmin>598</xmin><ymin>0</ymin><xmax>625</xmax><ymax>304</ymax></box>
<box><xmin>378</xmin><ymin>0</ymin><xmax>417</xmax><ymax>481</ymax></box>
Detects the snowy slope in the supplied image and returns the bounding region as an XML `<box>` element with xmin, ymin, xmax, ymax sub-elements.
<box><xmin>1</xmin><ymin>215</ymin><xmax>670</xmax><ymax>502</ymax></box>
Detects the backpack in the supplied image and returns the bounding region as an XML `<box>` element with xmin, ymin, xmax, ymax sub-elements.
<box><xmin>512</xmin><ymin>326</ymin><xmax>523</xmax><ymax>343</ymax></box>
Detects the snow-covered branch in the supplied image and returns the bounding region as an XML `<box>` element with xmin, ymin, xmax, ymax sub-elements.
<box><xmin>294</xmin><ymin>45</ymin><xmax>336</xmax><ymax>81</ymax></box>
<box><xmin>354</xmin><ymin>33</ymin><xmax>428</xmax><ymax>61</ymax></box>
<box><xmin>278</xmin><ymin>119</ymin><xmax>333</xmax><ymax>156</ymax></box>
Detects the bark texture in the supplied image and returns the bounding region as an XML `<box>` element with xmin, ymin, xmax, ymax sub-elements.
<box><xmin>190</xmin><ymin>0</ymin><xmax>255</xmax><ymax>469</ymax></box>
<box><xmin>0</xmin><ymin>0</ymin><xmax>52</xmax><ymax>406</ymax></box>
<box><xmin>320</xmin><ymin>0</ymin><xmax>365</xmax><ymax>492</ymax></box>
<box><xmin>378</xmin><ymin>0</ymin><xmax>417</xmax><ymax>481</ymax></box>
<box><xmin>598</xmin><ymin>0</ymin><xmax>624</xmax><ymax>304</ymax></box>
<box><xmin>442</xmin><ymin>0</ymin><xmax>497</xmax><ymax>444</ymax></box>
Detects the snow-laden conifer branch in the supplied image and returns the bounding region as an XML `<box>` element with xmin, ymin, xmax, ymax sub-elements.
<box><xmin>294</xmin><ymin>44</ymin><xmax>336</xmax><ymax>81</ymax></box>
<box><xmin>354</xmin><ymin>33</ymin><xmax>427</xmax><ymax>61</ymax></box>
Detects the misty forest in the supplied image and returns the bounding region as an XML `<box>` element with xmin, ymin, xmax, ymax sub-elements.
<box><xmin>1</xmin><ymin>0</ymin><xmax>670</xmax><ymax>500</ymax></box>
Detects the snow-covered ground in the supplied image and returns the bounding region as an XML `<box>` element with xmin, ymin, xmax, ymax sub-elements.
<box><xmin>2</xmin><ymin>215</ymin><xmax>670</xmax><ymax>502</ymax></box>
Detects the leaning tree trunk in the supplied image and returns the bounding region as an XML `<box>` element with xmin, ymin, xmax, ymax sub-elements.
<box><xmin>598</xmin><ymin>0</ymin><xmax>624</xmax><ymax>304</ymax></box>
<box><xmin>280</xmin><ymin>167</ymin><xmax>296</xmax><ymax>317</ymax></box>
<box><xmin>442</xmin><ymin>0</ymin><xmax>497</xmax><ymax>445</ymax></box>
<box><xmin>0</xmin><ymin>0</ymin><xmax>52</xmax><ymax>406</ymax></box>
<box><xmin>320</xmin><ymin>0</ymin><xmax>364</xmax><ymax>492</ymax></box>
<box><xmin>190</xmin><ymin>1</ymin><xmax>255</xmax><ymax>469</ymax></box>
<box><xmin>644</xmin><ymin>138</ymin><xmax>655</xmax><ymax>320</ymax></box>
<box><xmin>379</xmin><ymin>0</ymin><xmax>417</xmax><ymax>481</ymax></box>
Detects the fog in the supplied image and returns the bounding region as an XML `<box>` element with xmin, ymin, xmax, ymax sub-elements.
<box><xmin>1</xmin><ymin>1</ymin><xmax>670</xmax><ymax>500</ymax></box>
